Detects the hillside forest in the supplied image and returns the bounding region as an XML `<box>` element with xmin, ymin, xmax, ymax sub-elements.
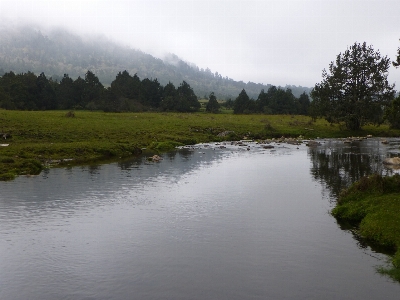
<box><xmin>0</xmin><ymin>69</ymin><xmax>310</xmax><ymax>115</ymax></box>
<box><xmin>0</xmin><ymin>26</ymin><xmax>311</xmax><ymax>100</ymax></box>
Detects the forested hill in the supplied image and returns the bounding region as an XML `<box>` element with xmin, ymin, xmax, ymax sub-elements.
<box><xmin>0</xmin><ymin>26</ymin><xmax>311</xmax><ymax>99</ymax></box>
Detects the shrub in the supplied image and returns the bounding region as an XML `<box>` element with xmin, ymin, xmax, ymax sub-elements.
<box><xmin>65</xmin><ymin>111</ymin><xmax>75</xmax><ymax>118</ymax></box>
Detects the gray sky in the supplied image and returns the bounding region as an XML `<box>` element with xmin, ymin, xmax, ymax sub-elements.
<box><xmin>1</xmin><ymin>0</ymin><xmax>399</xmax><ymax>88</ymax></box>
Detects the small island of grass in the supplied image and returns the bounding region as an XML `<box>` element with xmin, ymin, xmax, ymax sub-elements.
<box><xmin>332</xmin><ymin>174</ymin><xmax>400</xmax><ymax>281</ymax></box>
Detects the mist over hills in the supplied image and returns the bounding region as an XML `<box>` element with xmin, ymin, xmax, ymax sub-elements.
<box><xmin>0</xmin><ymin>25</ymin><xmax>311</xmax><ymax>99</ymax></box>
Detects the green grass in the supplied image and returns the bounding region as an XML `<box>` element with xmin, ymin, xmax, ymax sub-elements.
<box><xmin>1</xmin><ymin>109</ymin><xmax>400</xmax><ymax>180</ymax></box>
<box><xmin>332</xmin><ymin>174</ymin><xmax>400</xmax><ymax>281</ymax></box>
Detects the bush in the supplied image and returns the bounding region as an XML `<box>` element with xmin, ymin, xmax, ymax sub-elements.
<box><xmin>65</xmin><ymin>111</ymin><xmax>75</xmax><ymax>118</ymax></box>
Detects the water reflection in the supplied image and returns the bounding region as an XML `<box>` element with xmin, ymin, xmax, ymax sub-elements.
<box><xmin>0</xmin><ymin>146</ymin><xmax>231</xmax><ymax>226</ymax></box>
<box><xmin>308</xmin><ymin>138</ymin><xmax>399</xmax><ymax>198</ymax></box>
<box><xmin>2</xmin><ymin>140</ymin><xmax>400</xmax><ymax>300</ymax></box>
<box><xmin>308</xmin><ymin>138</ymin><xmax>400</xmax><ymax>263</ymax></box>
<box><xmin>87</xmin><ymin>164</ymin><xmax>101</xmax><ymax>175</ymax></box>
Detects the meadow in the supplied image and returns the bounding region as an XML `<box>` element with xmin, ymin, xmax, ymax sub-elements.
<box><xmin>1</xmin><ymin>109</ymin><xmax>400</xmax><ymax>180</ymax></box>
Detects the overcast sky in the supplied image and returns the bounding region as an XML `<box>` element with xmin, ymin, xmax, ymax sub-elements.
<box><xmin>0</xmin><ymin>0</ymin><xmax>399</xmax><ymax>88</ymax></box>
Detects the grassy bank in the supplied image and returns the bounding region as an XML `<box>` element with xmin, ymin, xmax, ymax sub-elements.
<box><xmin>1</xmin><ymin>109</ymin><xmax>400</xmax><ymax>180</ymax></box>
<box><xmin>332</xmin><ymin>174</ymin><xmax>400</xmax><ymax>281</ymax></box>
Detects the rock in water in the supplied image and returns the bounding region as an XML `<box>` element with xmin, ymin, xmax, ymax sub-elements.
<box><xmin>383</xmin><ymin>157</ymin><xmax>400</xmax><ymax>165</ymax></box>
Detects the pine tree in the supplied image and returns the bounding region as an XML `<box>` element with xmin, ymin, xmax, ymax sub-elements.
<box><xmin>205</xmin><ymin>92</ymin><xmax>220</xmax><ymax>113</ymax></box>
<box><xmin>311</xmin><ymin>42</ymin><xmax>395</xmax><ymax>130</ymax></box>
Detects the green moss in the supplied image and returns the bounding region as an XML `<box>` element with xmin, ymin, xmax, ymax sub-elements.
<box><xmin>332</xmin><ymin>174</ymin><xmax>400</xmax><ymax>282</ymax></box>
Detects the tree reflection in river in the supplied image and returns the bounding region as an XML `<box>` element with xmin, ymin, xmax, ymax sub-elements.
<box><xmin>308</xmin><ymin>138</ymin><xmax>397</xmax><ymax>199</ymax></box>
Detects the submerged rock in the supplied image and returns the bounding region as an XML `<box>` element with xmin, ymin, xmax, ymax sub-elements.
<box><xmin>306</xmin><ymin>140</ymin><xmax>321</xmax><ymax>147</ymax></box>
<box><xmin>383</xmin><ymin>157</ymin><xmax>400</xmax><ymax>165</ymax></box>
<box><xmin>148</xmin><ymin>155</ymin><xmax>163</xmax><ymax>162</ymax></box>
<box><xmin>262</xmin><ymin>145</ymin><xmax>275</xmax><ymax>149</ymax></box>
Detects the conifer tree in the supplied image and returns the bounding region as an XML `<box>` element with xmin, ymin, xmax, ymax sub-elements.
<box><xmin>311</xmin><ymin>42</ymin><xmax>395</xmax><ymax>130</ymax></box>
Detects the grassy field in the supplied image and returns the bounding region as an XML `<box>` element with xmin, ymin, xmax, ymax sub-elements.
<box><xmin>1</xmin><ymin>109</ymin><xmax>400</xmax><ymax>180</ymax></box>
<box><xmin>332</xmin><ymin>175</ymin><xmax>400</xmax><ymax>281</ymax></box>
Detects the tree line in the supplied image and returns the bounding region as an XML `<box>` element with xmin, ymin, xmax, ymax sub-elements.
<box><xmin>231</xmin><ymin>87</ymin><xmax>310</xmax><ymax>115</ymax></box>
<box><xmin>0</xmin><ymin>69</ymin><xmax>310</xmax><ymax>115</ymax></box>
<box><xmin>0</xmin><ymin>70</ymin><xmax>201</xmax><ymax>112</ymax></box>
<box><xmin>0</xmin><ymin>26</ymin><xmax>312</xmax><ymax>101</ymax></box>
<box><xmin>2</xmin><ymin>40</ymin><xmax>398</xmax><ymax>128</ymax></box>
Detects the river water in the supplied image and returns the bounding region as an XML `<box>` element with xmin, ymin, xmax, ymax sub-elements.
<box><xmin>1</xmin><ymin>138</ymin><xmax>400</xmax><ymax>299</ymax></box>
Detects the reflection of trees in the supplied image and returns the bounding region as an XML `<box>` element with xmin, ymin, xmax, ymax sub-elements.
<box><xmin>309</xmin><ymin>139</ymin><xmax>394</xmax><ymax>198</ymax></box>
<box><xmin>41</xmin><ymin>168</ymin><xmax>50</xmax><ymax>179</ymax></box>
<box><xmin>87</xmin><ymin>164</ymin><xmax>101</xmax><ymax>175</ymax></box>
<box><xmin>117</xmin><ymin>156</ymin><xmax>143</xmax><ymax>171</ymax></box>
<box><xmin>166</xmin><ymin>150</ymin><xmax>178</xmax><ymax>161</ymax></box>
<box><xmin>116</xmin><ymin>148</ymin><xmax>195</xmax><ymax>170</ymax></box>
<box><xmin>176</xmin><ymin>148</ymin><xmax>195</xmax><ymax>160</ymax></box>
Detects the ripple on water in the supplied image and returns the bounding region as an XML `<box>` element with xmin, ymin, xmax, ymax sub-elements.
<box><xmin>2</xmin><ymin>139</ymin><xmax>400</xmax><ymax>300</ymax></box>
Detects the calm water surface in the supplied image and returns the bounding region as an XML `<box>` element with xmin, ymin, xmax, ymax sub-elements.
<box><xmin>1</xmin><ymin>138</ymin><xmax>400</xmax><ymax>299</ymax></box>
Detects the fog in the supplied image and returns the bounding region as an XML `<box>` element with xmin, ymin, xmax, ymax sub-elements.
<box><xmin>0</xmin><ymin>0</ymin><xmax>399</xmax><ymax>87</ymax></box>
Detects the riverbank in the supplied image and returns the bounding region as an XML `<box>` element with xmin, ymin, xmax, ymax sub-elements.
<box><xmin>332</xmin><ymin>174</ymin><xmax>400</xmax><ymax>281</ymax></box>
<box><xmin>1</xmin><ymin>110</ymin><xmax>400</xmax><ymax>180</ymax></box>
<box><xmin>2</xmin><ymin>109</ymin><xmax>400</xmax><ymax>283</ymax></box>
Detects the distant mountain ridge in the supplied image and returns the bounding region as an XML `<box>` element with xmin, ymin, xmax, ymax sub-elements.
<box><xmin>0</xmin><ymin>25</ymin><xmax>312</xmax><ymax>99</ymax></box>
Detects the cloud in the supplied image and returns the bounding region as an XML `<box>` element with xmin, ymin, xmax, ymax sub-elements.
<box><xmin>0</xmin><ymin>0</ymin><xmax>399</xmax><ymax>87</ymax></box>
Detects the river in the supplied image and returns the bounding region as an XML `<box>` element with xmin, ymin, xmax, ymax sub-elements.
<box><xmin>1</xmin><ymin>138</ymin><xmax>400</xmax><ymax>299</ymax></box>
